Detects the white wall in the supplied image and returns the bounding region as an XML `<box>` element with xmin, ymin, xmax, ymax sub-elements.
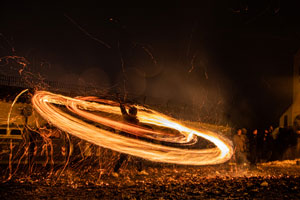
<box><xmin>280</xmin><ymin>49</ymin><xmax>300</xmax><ymax>127</ymax></box>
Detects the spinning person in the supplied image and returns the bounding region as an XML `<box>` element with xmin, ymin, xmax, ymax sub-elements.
<box><xmin>112</xmin><ymin>101</ymin><xmax>148</xmax><ymax>177</ymax></box>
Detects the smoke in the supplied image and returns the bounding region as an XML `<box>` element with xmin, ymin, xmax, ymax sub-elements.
<box><xmin>80</xmin><ymin>67</ymin><xmax>111</xmax><ymax>89</ymax></box>
<box><xmin>140</xmin><ymin>62</ymin><xmax>230</xmax><ymax>125</ymax></box>
<box><xmin>116</xmin><ymin>67</ymin><xmax>146</xmax><ymax>96</ymax></box>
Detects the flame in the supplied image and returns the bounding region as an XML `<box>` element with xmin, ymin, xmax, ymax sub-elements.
<box><xmin>32</xmin><ymin>91</ymin><xmax>233</xmax><ymax>165</ymax></box>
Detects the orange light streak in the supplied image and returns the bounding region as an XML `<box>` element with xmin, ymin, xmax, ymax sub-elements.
<box><xmin>32</xmin><ymin>91</ymin><xmax>233</xmax><ymax>165</ymax></box>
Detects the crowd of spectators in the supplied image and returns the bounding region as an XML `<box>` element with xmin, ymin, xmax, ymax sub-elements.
<box><xmin>232</xmin><ymin>119</ymin><xmax>300</xmax><ymax>167</ymax></box>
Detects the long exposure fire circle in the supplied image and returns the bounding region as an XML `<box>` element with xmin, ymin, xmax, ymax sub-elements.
<box><xmin>32</xmin><ymin>91</ymin><xmax>233</xmax><ymax>165</ymax></box>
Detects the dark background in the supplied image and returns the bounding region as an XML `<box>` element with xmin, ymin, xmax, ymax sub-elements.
<box><xmin>1</xmin><ymin>0</ymin><xmax>300</xmax><ymax>130</ymax></box>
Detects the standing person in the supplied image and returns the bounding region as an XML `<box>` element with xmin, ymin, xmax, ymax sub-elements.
<box><xmin>233</xmin><ymin>129</ymin><xmax>247</xmax><ymax>166</ymax></box>
<box><xmin>249</xmin><ymin>129</ymin><xmax>259</xmax><ymax>167</ymax></box>
<box><xmin>112</xmin><ymin>101</ymin><xmax>148</xmax><ymax>177</ymax></box>
<box><xmin>261</xmin><ymin>129</ymin><xmax>273</xmax><ymax>162</ymax></box>
<box><xmin>242</xmin><ymin>128</ymin><xmax>249</xmax><ymax>150</ymax></box>
<box><xmin>295</xmin><ymin>130</ymin><xmax>300</xmax><ymax>159</ymax></box>
<box><xmin>268</xmin><ymin>126</ymin><xmax>274</xmax><ymax>135</ymax></box>
<box><xmin>294</xmin><ymin>116</ymin><xmax>300</xmax><ymax>158</ymax></box>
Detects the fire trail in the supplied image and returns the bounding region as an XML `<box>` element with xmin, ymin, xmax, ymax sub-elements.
<box><xmin>32</xmin><ymin>91</ymin><xmax>233</xmax><ymax>165</ymax></box>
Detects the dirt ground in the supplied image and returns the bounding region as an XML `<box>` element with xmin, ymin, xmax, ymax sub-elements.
<box><xmin>1</xmin><ymin>160</ymin><xmax>300</xmax><ymax>199</ymax></box>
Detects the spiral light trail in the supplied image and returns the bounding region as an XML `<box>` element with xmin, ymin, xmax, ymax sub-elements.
<box><xmin>32</xmin><ymin>91</ymin><xmax>233</xmax><ymax>165</ymax></box>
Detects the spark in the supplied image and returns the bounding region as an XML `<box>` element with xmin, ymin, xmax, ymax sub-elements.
<box><xmin>7</xmin><ymin>89</ymin><xmax>29</xmax><ymax>133</ymax></box>
<box><xmin>0</xmin><ymin>56</ymin><xmax>29</xmax><ymax>75</ymax></box>
<box><xmin>64</xmin><ymin>14</ymin><xmax>111</xmax><ymax>49</ymax></box>
<box><xmin>32</xmin><ymin>91</ymin><xmax>233</xmax><ymax>165</ymax></box>
<box><xmin>117</xmin><ymin>40</ymin><xmax>127</xmax><ymax>100</ymax></box>
<box><xmin>188</xmin><ymin>53</ymin><xmax>197</xmax><ymax>73</ymax></box>
<box><xmin>140</xmin><ymin>45</ymin><xmax>157</xmax><ymax>65</ymax></box>
<box><xmin>5</xmin><ymin>89</ymin><xmax>28</xmax><ymax>181</ymax></box>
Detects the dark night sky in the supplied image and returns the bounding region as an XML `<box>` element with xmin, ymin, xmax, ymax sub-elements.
<box><xmin>1</xmin><ymin>1</ymin><xmax>300</xmax><ymax>129</ymax></box>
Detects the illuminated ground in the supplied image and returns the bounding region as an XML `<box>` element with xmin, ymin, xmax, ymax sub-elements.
<box><xmin>1</xmin><ymin>160</ymin><xmax>300</xmax><ymax>199</ymax></box>
<box><xmin>0</xmin><ymin>95</ymin><xmax>298</xmax><ymax>199</ymax></box>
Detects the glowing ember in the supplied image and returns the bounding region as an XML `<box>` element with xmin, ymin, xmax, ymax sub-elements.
<box><xmin>32</xmin><ymin>91</ymin><xmax>233</xmax><ymax>165</ymax></box>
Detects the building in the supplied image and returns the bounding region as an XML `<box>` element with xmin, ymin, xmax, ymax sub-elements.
<box><xmin>280</xmin><ymin>49</ymin><xmax>300</xmax><ymax>128</ymax></box>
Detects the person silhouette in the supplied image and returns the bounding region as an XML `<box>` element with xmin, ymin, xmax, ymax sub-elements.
<box><xmin>112</xmin><ymin>101</ymin><xmax>147</xmax><ymax>177</ymax></box>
